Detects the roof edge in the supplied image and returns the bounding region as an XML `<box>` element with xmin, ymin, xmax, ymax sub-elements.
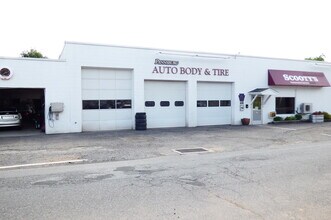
<box><xmin>63</xmin><ymin>41</ymin><xmax>331</xmax><ymax>64</ymax></box>
<box><xmin>0</xmin><ymin>56</ymin><xmax>65</xmax><ymax>62</ymax></box>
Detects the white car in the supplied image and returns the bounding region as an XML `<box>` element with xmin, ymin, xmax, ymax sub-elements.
<box><xmin>0</xmin><ymin>107</ymin><xmax>22</xmax><ymax>128</ymax></box>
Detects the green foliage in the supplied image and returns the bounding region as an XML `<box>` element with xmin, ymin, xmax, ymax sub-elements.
<box><xmin>20</xmin><ymin>49</ymin><xmax>47</xmax><ymax>58</ymax></box>
<box><xmin>295</xmin><ymin>114</ymin><xmax>303</xmax><ymax>120</ymax></box>
<box><xmin>305</xmin><ymin>54</ymin><xmax>325</xmax><ymax>61</ymax></box>
<box><xmin>322</xmin><ymin>112</ymin><xmax>331</xmax><ymax>120</ymax></box>
<box><xmin>273</xmin><ymin>116</ymin><xmax>283</xmax><ymax>121</ymax></box>
<box><xmin>284</xmin><ymin>116</ymin><xmax>296</xmax><ymax>121</ymax></box>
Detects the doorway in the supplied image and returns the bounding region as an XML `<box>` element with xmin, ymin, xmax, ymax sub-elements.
<box><xmin>0</xmin><ymin>88</ymin><xmax>45</xmax><ymax>134</ymax></box>
<box><xmin>252</xmin><ymin>96</ymin><xmax>262</xmax><ymax>124</ymax></box>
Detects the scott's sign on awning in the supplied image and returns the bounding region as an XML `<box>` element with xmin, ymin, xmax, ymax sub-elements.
<box><xmin>268</xmin><ymin>69</ymin><xmax>330</xmax><ymax>87</ymax></box>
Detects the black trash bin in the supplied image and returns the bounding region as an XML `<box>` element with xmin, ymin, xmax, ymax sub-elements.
<box><xmin>135</xmin><ymin>112</ymin><xmax>147</xmax><ymax>130</ymax></box>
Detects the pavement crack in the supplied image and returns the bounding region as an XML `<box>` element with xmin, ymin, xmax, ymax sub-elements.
<box><xmin>219</xmin><ymin>161</ymin><xmax>256</xmax><ymax>183</ymax></box>
<box><xmin>215</xmin><ymin>195</ymin><xmax>265</xmax><ymax>220</ymax></box>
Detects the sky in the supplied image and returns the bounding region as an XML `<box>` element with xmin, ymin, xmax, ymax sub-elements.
<box><xmin>1</xmin><ymin>0</ymin><xmax>330</xmax><ymax>61</ymax></box>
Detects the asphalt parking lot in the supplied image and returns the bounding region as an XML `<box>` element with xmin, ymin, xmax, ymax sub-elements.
<box><xmin>0</xmin><ymin>123</ymin><xmax>331</xmax><ymax>167</ymax></box>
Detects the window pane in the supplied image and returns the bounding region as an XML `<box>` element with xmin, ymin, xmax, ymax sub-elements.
<box><xmin>160</xmin><ymin>101</ymin><xmax>170</xmax><ymax>107</ymax></box>
<box><xmin>276</xmin><ymin>97</ymin><xmax>295</xmax><ymax>114</ymax></box>
<box><xmin>175</xmin><ymin>101</ymin><xmax>184</xmax><ymax>107</ymax></box>
<box><xmin>116</xmin><ymin>100</ymin><xmax>132</xmax><ymax>109</ymax></box>
<box><xmin>208</xmin><ymin>100</ymin><xmax>219</xmax><ymax>107</ymax></box>
<box><xmin>145</xmin><ymin>101</ymin><xmax>155</xmax><ymax>107</ymax></box>
<box><xmin>197</xmin><ymin>100</ymin><xmax>207</xmax><ymax>107</ymax></box>
<box><xmin>220</xmin><ymin>100</ymin><xmax>231</xmax><ymax>106</ymax></box>
<box><xmin>82</xmin><ymin>100</ymin><xmax>99</xmax><ymax>109</ymax></box>
<box><xmin>253</xmin><ymin>97</ymin><xmax>261</xmax><ymax>110</ymax></box>
<box><xmin>100</xmin><ymin>100</ymin><xmax>115</xmax><ymax>109</ymax></box>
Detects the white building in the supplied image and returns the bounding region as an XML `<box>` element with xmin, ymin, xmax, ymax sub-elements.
<box><xmin>1</xmin><ymin>42</ymin><xmax>330</xmax><ymax>134</ymax></box>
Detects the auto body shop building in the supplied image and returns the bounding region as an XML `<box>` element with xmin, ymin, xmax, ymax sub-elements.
<box><xmin>0</xmin><ymin>42</ymin><xmax>330</xmax><ymax>134</ymax></box>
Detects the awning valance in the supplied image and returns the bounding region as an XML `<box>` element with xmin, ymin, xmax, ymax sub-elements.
<box><xmin>268</xmin><ymin>69</ymin><xmax>330</xmax><ymax>87</ymax></box>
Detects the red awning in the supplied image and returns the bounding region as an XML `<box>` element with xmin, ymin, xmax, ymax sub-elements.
<box><xmin>268</xmin><ymin>69</ymin><xmax>330</xmax><ymax>87</ymax></box>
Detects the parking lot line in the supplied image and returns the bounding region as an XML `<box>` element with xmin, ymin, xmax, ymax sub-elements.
<box><xmin>0</xmin><ymin>159</ymin><xmax>87</xmax><ymax>170</ymax></box>
<box><xmin>322</xmin><ymin>133</ymin><xmax>331</xmax><ymax>137</ymax></box>
<box><xmin>258</xmin><ymin>125</ymin><xmax>297</xmax><ymax>131</ymax></box>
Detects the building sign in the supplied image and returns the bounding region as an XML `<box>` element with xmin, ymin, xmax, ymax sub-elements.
<box><xmin>152</xmin><ymin>59</ymin><xmax>229</xmax><ymax>77</ymax></box>
<box><xmin>154</xmin><ymin>59</ymin><xmax>179</xmax><ymax>66</ymax></box>
<box><xmin>268</xmin><ymin>69</ymin><xmax>330</xmax><ymax>87</ymax></box>
<box><xmin>0</xmin><ymin>67</ymin><xmax>13</xmax><ymax>80</ymax></box>
<box><xmin>238</xmin><ymin>93</ymin><xmax>245</xmax><ymax>102</ymax></box>
<box><xmin>238</xmin><ymin>93</ymin><xmax>245</xmax><ymax>111</ymax></box>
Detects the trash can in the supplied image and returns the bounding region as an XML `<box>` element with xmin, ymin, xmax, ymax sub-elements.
<box><xmin>135</xmin><ymin>112</ymin><xmax>147</xmax><ymax>130</ymax></box>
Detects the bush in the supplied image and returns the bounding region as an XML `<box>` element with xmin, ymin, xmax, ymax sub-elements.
<box><xmin>284</xmin><ymin>116</ymin><xmax>296</xmax><ymax>121</ymax></box>
<box><xmin>295</xmin><ymin>114</ymin><xmax>302</xmax><ymax>120</ymax></box>
<box><xmin>273</xmin><ymin>116</ymin><xmax>283</xmax><ymax>121</ymax></box>
<box><xmin>323</xmin><ymin>112</ymin><xmax>331</xmax><ymax>120</ymax></box>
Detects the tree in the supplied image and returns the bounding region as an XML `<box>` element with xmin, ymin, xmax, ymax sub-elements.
<box><xmin>305</xmin><ymin>54</ymin><xmax>325</xmax><ymax>61</ymax></box>
<box><xmin>20</xmin><ymin>49</ymin><xmax>47</xmax><ymax>58</ymax></box>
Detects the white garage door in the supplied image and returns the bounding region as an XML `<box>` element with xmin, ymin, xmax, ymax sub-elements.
<box><xmin>197</xmin><ymin>82</ymin><xmax>232</xmax><ymax>126</ymax></box>
<box><xmin>82</xmin><ymin>68</ymin><xmax>132</xmax><ymax>131</ymax></box>
<box><xmin>145</xmin><ymin>81</ymin><xmax>186</xmax><ymax>128</ymax></box>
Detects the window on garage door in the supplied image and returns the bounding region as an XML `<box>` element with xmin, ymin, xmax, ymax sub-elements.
<box><xmin>145</xmin><ymin>101</ymin><xmax>155</xmax><ymax>107</ymax></box>
<box><xmin>208</xmin><ymin>100</ymin><xmax>219</xmax><ymax>107</ymax></box>
<box><xmin>160</xmin><ymin>101</ymin><xmax>170</xmax><ymax>107</ymax></box>
<box><xmin>82</xmin><ymin>99</ymin><xmax>132</xmax><ymax>110</ymax></box>
<box><xmin>197</xmin><ymin>100</ymin><xmax>207</xmax><ymax>107</ymax></box>
<box><xmin>220</xmin><ymin>100</ymin><xmax>231</xmax><ymax>106</ymax></box>
<box><xmin>116</xmin><ymin>100</ymin><xmax>132</xmax><ymax>109</ymax></box>
<box><xmin>83</xmin><ymin>100</ymin><xmax>99</xmax><ymax>109</ymax></box>
<box><xmin>174</xmin><ymin>101</ymin><xmax>184</xmax><ymax>107</ymax></box>
<box><xmin>100</xmin><ymin>100</ymin><xmax>115</xmax><ymax>109</ymax></box>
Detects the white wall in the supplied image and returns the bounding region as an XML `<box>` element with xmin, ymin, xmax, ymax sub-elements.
<box><xmin>61</xmin><ymin>42</ymin><xmax>331</xmax><ymax>127</ymax></box>
<box><xmin>232</xmin><ymin>56</ymin><xmax>331</xmax><ymax>124</ymax></box>
<box><xmin>0</xmin><ymin>57</ymin><xmax>81</xmax><ymax>134</ymax></box>
<box><xmin>1</xmin><ymin>42</ymin><xmax>331</xmax><ymax>134</ymax></box>
<box><xmin>60</xmin><ymin>43</ymin><xmax>236</xmax><ymax>128</ymax></box>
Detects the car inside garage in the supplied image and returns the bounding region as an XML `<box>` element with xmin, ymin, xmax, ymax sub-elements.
<box><xmin>0</xmin><ymin>88</ymin><xmax>45</xmax><ymax>132</ymax></box>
